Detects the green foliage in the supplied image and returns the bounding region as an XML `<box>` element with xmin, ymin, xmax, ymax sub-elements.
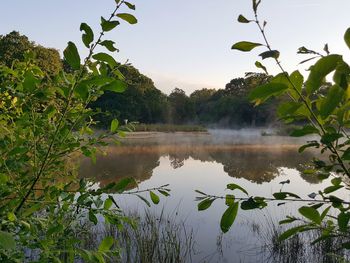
<box><xmin>220</xmin><ymin>202</ymin><xmax>239</xmax><ymax>233</ymax></box>
<box><xmin>0</xmin><ymin>1</ymin><xmax>170</xmax><ymax>261</ymax></box>
<box><xmin>63</xmin><ymin>41</ymin><xmax>81</xmax><ymax>70</ymax></box>
<box><xmin>0</xmin><ymin>31</ymin><xmax>62</xmax><ymax>76</ymax></box>
<box><xmin>80</xmin><ymin>23</ymin><xmax>94</xmax><ymax>48</ymax></box>
<box><xmin>195</xmin><ymin>0</ymin><xmax>350</xmax><ymax>252</ymax></box>
<box><xmin>345</xmin><ymin>28</ymin><xmax>350</xmax><ymax>49</ymax></box>
<box><xmin>231</xmin><ymin>41</ymin><xmax>262</xmax><ymax>52</ymax></box>
<box><xmin>116</xmin><ymin>13</ymin><xmax>138</xmax><ymax>24</ymax></box>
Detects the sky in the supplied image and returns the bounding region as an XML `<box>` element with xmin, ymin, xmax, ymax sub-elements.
<box><xmin>1</xmin><ymin>0</ymin><xmax>350</xmax><ymax>94</ymax></box>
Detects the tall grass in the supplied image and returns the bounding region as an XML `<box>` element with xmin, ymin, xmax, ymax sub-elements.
<box><xmin>248</xmin><ymin>213</ymin><xmax>350</xmax><ymax>263</ymax></box>
<box><xmin>79</xmin><ymin>209</ymin><xmax>195</xmax><ymax>263</ymax></box>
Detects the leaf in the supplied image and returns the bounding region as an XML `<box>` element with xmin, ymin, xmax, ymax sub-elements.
<box><xmin>278</xmin><ymin>225</ymin><xmax>306</xmax><ymax>241</ymax></box>
<box><xmin>320</xmin><ymin>206</ymin><xmax>331</xmax><ymax>221</ymax></box>
<box><xmin>22</xmin><ymin>203</ymin><xmax>42</xmax><ymax>217</ymax></box>
<box><xmin>305</xmin><ymin>55</ymin><xmax>342</xmax><ymax>94</ymax></box>
<box><xmin>195</xmin><ymin>190</ymin><xmax>207</xmax><ymax>196</ymax></box>
<box><xmin>329</xmin><ymin>195</ymin><xmax>343</xmax><ymax>208</ymax></box>
<box><xmin>252</xmin><ymin>0</ymin><xmax>261</xmax><ymax>13</ymax></box>
<box><xmin>277</xmin><ymin>101</ymin><xmax>303</xmax><ymax>119</ymax></box>
<box><xmin>299</xmin><ymin>206</ymin><xmax>321</xmax><ymax>224</ymax></box>
<box><xmin>338</xmin><ymin>212</ymin><xmax>350</xmax><ymax>232</ymax></box>
<box><xmin>99</xmin><ymin>40</ymin><xmax>118</xmax><ymax>52</ymax></box>
<box><xmin>344</xmin><ymin>27</ymin><xmax>350</xmax><ymax>49</ymax></box>
<box><xmin>116</xmin><ymin>13</ymin><xmax>138</xmax><ymax>24</ymax></box>
<box><xmin>98</xmin><ymin>236</ymin><xmax>114</xmax><ymax>252</ymax></box>
<box><xmin>331</xmin><ymin>177</ymin><xmax>342</xmax><ymax>186</ymax></box>
<box><xmin>198</xmin><ymin>198</ymin><xmax>215</xmax><ymax>211</ymax></box>
<box><xmin>342</xmin><ymin>148</ymin><xmax>350</xmax><ymax>160</ymax></box>
<box><xmin>89</xmin><ymin>210</ymin><xmax>98</xmax><ymax>225</ymax></box>
<box><xmin>220</xmin><ymin>202</ymin><xmax>239</xmax><ymax>233</ymax></box>
<box><xmin>237</xmin><ymin>14</ymin><xmax>250</xmax><ymax>23</ymax></box>
<box><xmin>299</xmin><ymin>56</ymin><xmax>318</xmax><ymax>65</ymax></box>
<box><xmin>249</xmin><ymin>82</ymin><xmax>289</xmax><ymax>105</ymax></box>
<box><xmin>23</xmin><ymin>71</ymin><xmax>39</xmax><ymax>91</ymax></box>
<box><xmin>319</xmin><ymin>85</ymin><xmax>344</xmax><ymax>119</ymax></box>
<box><xmin>158</xmin><ymin>190</ymin><xmax>170</xmax><ymax>197</ymax></box>
<box><xmin>279</xmin><ymin>217</ymin><xmax>297</xmax><ymax>225</ymax></box>
<box><xmin>136</xmin><ymin>194</ymin><xmax>151</xmax><ymax>207</ymax></box>
<box><xmin>63</xmin><ymin>42</ymin><xmax>81</xmax><ymax>70</ymax></box>
<box><xmin>298</xmin><ymin>142</ymin><xmax>320</xmax><ymax>153</ymax></box>
<box><xmin>92</xmin><ymin>52</ymin><xmax>118</xmax><ymax>68</ymax></box>
<box><xmin>241</xmin><ymin>197</ymin><xmax>266</xmax><ymax>210</ymax></box>
<box><xmin>323</xmin><ymin>185</ymin><xmax>343</xmax><ymax>194</ymax></box>
<box><xmin>104</xmin><ymin>198</ymin><xmax>113</xmax><ymax>210</ymax></box>
<box><xmin>255</xmin><ymin>61</ymin><xmax>268</xmax><ymax>74</ymax></box>
<box><xmin>259</xmin><ymin>50</ymin><xmax>280</xmax><ymax>60</ymax></box>
<box><xmin>225</xmin><ymin>194</ymin><xmax>235</xmax><ymax>206</ymax></box>
<box><xmin>150</xmin><ymin>191</ymin><xmax>160</xmax><ymax>204</ymax></box>
<box><xmin>289</xmin><ymin>70</ymin><xmax>304</xmax><ymax>95</ymax></box>
<box><xmin>320</xmin><ymin>133</ymin><xmax>343</xmax><ymax>145</ymax></box>
<box><xmin>80</xmin><ymin>23</ymin><xmax>94</xmax><ymax>48</ymax></box>
<box><xmin>273</xmin><ymin>192</ymin><xmax>300</xmax><ymax>200</ymax></box>
<box><xmin>110</xmin><ymin>119</ymin><xmax>119</xmax><ymax>133</ymax></box>
<box><xmin>290</xmin><ymin>125</ymin><xmax>319</xmax><ymax>137</ymax></box>
<box><xmin>231</xmin><ymin>41</ymin><xmax>262</xmax><ymax>52</ymax></box>
<box><xmin>227</xmin><ymin>183</ymin><xmax>248</xmax><ymax>195</ymax></box>
<box><xmin>102</xmin><ymin>79</ymin><xmax>127</xmax><ymax>93</ymax></box>
<box><xmin>0</xmin><ymin>231</ymin><xmax>16</xmax><ymax>250</ymax></box>
<box><xmin>75</xmin><ymin>83</ymin><xmax>89</xmax><ymax>100</ymax></box>
<box><xmin>101</xmin><ymin>17</ymin><xmax>120</xmax><ymax>31</ymax></box>
<box><xmin>333</xmin><ymin>61</ymin><xmax>350</xmax><ymax>89</ymax></box>
<box><xmin>124</xmin><ymin>1</ymin><xmax>136</xmax><ymax>10</ymax></box>
<box><xmin>47</xmin><ymin>225</ymin><xmax>64</xmax><ymax>236</ymax></box>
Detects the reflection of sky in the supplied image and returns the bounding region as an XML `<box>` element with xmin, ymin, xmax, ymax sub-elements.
<box><xmin>78</xmin><ymin>132</ymin><xmax>348</xmax><ymax>262</ymax></box>
<box><xmin>112</xmin><ymin>156</ymin><xmax>348</xmax><ymax>263</ymax></box>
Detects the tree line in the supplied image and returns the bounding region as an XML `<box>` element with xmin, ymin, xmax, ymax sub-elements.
<box><xmin>0</xmin><ymin>31</ymin><xmax>278</xmax><ymax>129</ymax></box>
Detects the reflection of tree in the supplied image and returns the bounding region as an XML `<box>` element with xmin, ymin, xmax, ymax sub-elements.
<box><xmin>79</xmin><ymin>143</ymin><xmax>317</xmax><ymax>186</ymax></box>
<box><xmin>207</xmin><ymin>149</ymin><xmax>314</xmax><ymax>184</ymax></box>
<box><xmin>169</xmin><ymin>155</ymin><xmax>185</xmax><ymax>169</ymax></box>
<box><xmin>79</xmin><ymin>152</ymin><xmax>160</xmax><ymax>186</ymax></box>
<box><xmin>299</xmin><ymin>171</ymin><xmax>323</xmax><ymax>184</ymax></box>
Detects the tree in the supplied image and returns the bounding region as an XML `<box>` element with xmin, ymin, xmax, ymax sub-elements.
<box><xmin>0</xmin><ymin>31</ymin><xmax>32</xmax><ymax>66</ymax></box>
<box><xmin>168</xmin><ymin>88</ymin><xmax>195</xmax><ymax>124</ymax></box>
<box><xmin>0</xmin><ymin>31</ymin><xmax>62</xmax><ymax>77</ymax></box>
<box><xmin>91</xmin><ymin>64</ymin><xmax>169</xmax><ymax>127</ymax></box>
<box><xmin>190</xmin><ymin>88</ymin><xmax>216</xmax><ymax>123</ymax></box>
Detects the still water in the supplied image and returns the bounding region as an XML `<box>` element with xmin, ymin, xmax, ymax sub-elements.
<box><xmin>79</xmin><ymin>129</ymin><xmax>345</xmax><ymax>263</ymax></box>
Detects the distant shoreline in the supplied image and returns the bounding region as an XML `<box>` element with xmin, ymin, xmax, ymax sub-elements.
<box><xmin>122</xmin><ymin>131</ymin><xmax>210</xmax><ymax>139</ymax></box>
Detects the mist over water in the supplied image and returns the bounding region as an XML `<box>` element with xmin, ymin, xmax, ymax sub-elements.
<box><xmin>78</xmin><ymin>130</ymin><xmax>342</xmax><ymax>262</ymax></box>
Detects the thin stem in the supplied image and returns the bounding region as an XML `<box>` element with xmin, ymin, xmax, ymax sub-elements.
<box><xmin>15</xmin><ymin>2</ymin><xmax>126</xmax><ymax>214</ymax></box>
<box><xmin>201</xmin><ymin>193</ymin><xmax>350</xmax><ymax>205</ymax></box>
<box><xmin>253</xmin><ymin>11</ymin><xmax>350</xmax><ymax>177</ymax></box>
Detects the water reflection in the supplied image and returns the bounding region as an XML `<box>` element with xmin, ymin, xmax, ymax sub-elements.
<box><xmin>78</xmin><ymin>131</ymin><xmax>336</xmax><ymax>263</ymax></box>
<box><xmin>80</xmin><ymin>142</ymin><xmax>316</xmax><ymax>185</ymax></box>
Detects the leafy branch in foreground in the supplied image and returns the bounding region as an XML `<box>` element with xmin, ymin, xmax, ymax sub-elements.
<box><xmin>0</xmin><ymin>1</ymin><xmax>169</xmax><ymax>262</ymax></box>
<box><xmin>198</xmin><ymin>0</ymin><xmax>350</xmax><ymax>251</ymax></box>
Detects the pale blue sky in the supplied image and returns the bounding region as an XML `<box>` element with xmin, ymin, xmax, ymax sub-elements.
<box><xmin>1</xmin><ymin>0</ymin><xmax>350</xmax><ymax>94</ymax></box>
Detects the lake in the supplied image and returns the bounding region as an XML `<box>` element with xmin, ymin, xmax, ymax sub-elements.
<box><xmin>79</xmin><ymin>129</ymin><xmax>347</xmax><ymax>263</ymax></box>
